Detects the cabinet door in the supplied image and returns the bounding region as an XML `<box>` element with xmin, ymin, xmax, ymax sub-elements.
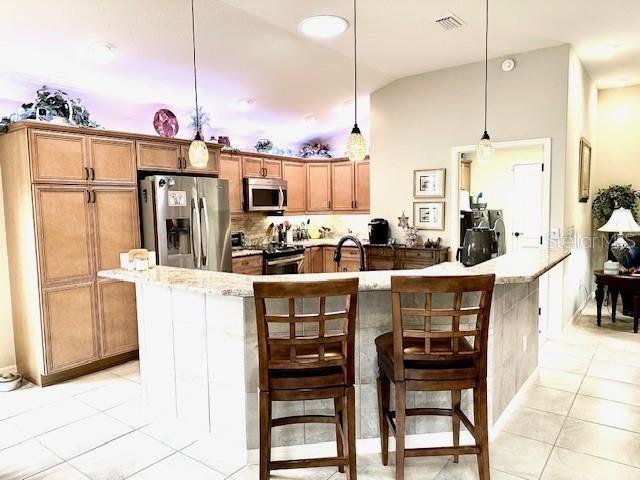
<box><xmin>460</xmin><ymin>161</ymin><xmax>471</xmax><ymax>191</ymax></box>
<box><xmin>282</xmin><ymin>161</ymin><xmax>307</xmax><ymax>213</ymax></box>
<box><xmin>323</xmin><ymin>247</ymin><xmax>337</xmax><ymax>273</ymax></box>
<box><xmin>30</xmin><ymin>130</ymin><xmax>87</xmax><ymax>183</ymax></box>
<box><xmin>219</xmin><ymin>154</ymin><xmax>243</xmax><ymax>214</ymax></box>
<box><xmin>181</xmin><ymin>146</ymin><xmax>219</xmax><ymax>175</ymax></box>
<box><xmin>136</xmin><ymin>141</ymin><xmax>182</xmax><ymax>172</ymax></box>
<box><xmin>34</xmin><ymin>186</ymin><xmax>94</xmax><ymax>286</ymax></box>
<box><xmin>42</xmin><ymin>281</ymin><xmax>99</xmax><ymax>373</ymax></box>
<box><xmin>331</xmin><ymin>162</ymin><xmax>355</xmax><ymax>211</ymax></box>
<box><xmin>98</xmin><ymin>280</ymin><xmax>138</xmax><ymax>357</ymax></box>
<box><xmin>242</xmin><ymin>156</ymin><xmax>264</xmax><ymax>178</ymax></box>
<box><xmin>310</xmin><ymin>247</ymin><xmax>324</xmax><ymax>273</ymax></box>
<box><xmin>307</xmin><ymin>163</ymin><xmax>332</xmax><ymax>212</ymax></box>
<box><xmin>263</xmin><ymin>158</ymin><xmax>282</xmax><ymax>178</ymax></box>
<box><xmin>355</xmin><ymin>160</ymin><xmax>370</xmax><ymax>212</ymax></box>
<box><xmin>92</xmin><ymin>187</ymin><xmax>140</xmax><ymax>272</ymax></box>
<box><xmin>88</xmin><ymin>137</ymin><xmax>136</xmax><ymax>185</ymax></box>
<box><xmin>232</xmin><ymin>255</ymin><xmax>263</xmax><ymax>275</ymax></box>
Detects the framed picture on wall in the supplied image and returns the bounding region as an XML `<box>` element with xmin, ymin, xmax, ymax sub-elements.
<box><xmin>414</xmin><ymin>168</ymin><xmax>446</xmax><ymax>198</ymax></box>
<box><xmin>413</xmin><ymin>201</ymin><xmax>445</xmax><ymax>230</ymax></box>
<box><xmin>578</xmin><ymin>137</ymin><xmax>591</xmax><ymax>203</ymax></box>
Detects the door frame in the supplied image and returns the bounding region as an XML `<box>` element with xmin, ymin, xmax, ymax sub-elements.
<box><xmin>449</xmin><ymin>137</ymin><xmax>552</xmax><ymax>337</ymax></box>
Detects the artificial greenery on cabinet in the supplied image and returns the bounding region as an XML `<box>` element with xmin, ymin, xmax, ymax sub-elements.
<box><xmin>592</xmin><ymin>184</ymin><xmax>640</xmax><ymax>229</ymax></box>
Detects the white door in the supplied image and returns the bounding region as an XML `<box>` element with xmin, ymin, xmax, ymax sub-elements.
<box><xmin>511</xmin><ymin>163</ymin><xmax>544</xmax><ymax>251</ymax></box>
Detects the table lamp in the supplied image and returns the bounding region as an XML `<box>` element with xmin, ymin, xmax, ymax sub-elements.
<box><xmin>598</xmin><ymin>207</ymin><xmax>640</xmax><ymax>271</ymax></box>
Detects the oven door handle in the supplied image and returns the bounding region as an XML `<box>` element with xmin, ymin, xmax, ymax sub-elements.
<box><xmin>265</xmin><ymin>254</ymin><xmax>304</xmax><ymax>266</ymax></box>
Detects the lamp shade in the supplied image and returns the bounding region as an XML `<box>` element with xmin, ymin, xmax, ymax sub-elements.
<box><xmin>598</xmin><ymin>208</ymin><xmax>640</xmax><ymax>233</ymax></box>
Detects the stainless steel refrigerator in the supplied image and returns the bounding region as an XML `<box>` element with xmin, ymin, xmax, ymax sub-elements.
<box><xmin>139</xmin><ymin>175</ymin><xmax>232</xmax><ymax>272</ymax></box>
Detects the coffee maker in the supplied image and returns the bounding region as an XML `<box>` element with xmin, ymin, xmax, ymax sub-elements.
<box><xmin>368</xmin><ymin>218</ymin><xmax>390</xmax><ymax>245</ymax></box>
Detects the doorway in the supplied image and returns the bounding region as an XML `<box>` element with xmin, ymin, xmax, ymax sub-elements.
<box><xmin>511</xmin><ymin>162</ymin><xmax>544</xmax><ymax>251</ymax></box>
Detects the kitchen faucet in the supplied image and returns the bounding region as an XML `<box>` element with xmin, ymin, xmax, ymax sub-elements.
<box><xmin>334</xmin><ymin>235</ymin><xmax>366</xmax><ymax>271</ymax></box>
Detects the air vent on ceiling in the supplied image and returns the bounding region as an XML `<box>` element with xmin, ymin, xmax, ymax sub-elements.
<box><xmin>435</xmin><ymin>14</ymin><xmax>465</xmax><ymax>30</ymax></box>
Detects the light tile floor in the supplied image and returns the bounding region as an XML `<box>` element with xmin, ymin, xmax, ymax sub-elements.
<box><xmin>3</xmin><ymin>299</ymin><xmax>640</xmax><ymax>479</ymax></box>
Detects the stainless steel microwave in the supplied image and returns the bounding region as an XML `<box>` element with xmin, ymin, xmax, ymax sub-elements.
<box><xmin>243</xmin><ymin>177</ymin><xmax>287</xmax><ymax>212</ymax></box>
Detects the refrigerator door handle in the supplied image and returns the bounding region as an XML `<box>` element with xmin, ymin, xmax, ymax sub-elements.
<box><xmin>191</xmin><ymin>194</ymin><xmax>202</xmax><ymax>268</ymax></box>
<box><xmin>200</xmin><ymin>196</ymin><xmax>209</xmax><ymax>267</ymax></box>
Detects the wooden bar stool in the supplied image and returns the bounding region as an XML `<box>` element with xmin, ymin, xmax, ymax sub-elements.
<box><xmin>376</xmin><ymin>274</ymin><xmax>495</xmax><ymax>480</ymax></box>
<box><xmin>253</xmin><ymin>278</ymin><xmax>359</xmax><ymax>480</ymax></box>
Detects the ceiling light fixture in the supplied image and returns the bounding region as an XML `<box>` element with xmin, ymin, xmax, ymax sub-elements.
<box><xmin>236</xmin><ymin>98</ymin><xmax>254</xmax><ymax>111</ymax></box>
<box><xmin>299</xmin><ymin>15</ymin><xmax>349</xmax><ymax>39</ymax></box>
<box><xmin>477</xmin><ymin>0</ymin><xmax>494</xmax><ymax>165</ymax></box>
<box><xmin>305</xmin><ymin>115</ymin><xmax>319</xmax><ymax>124</ymax></box>
<box><xmin>188</xmin><ymin>0</ymin><xmax>208</xmax><ymax>168</ymax></box>
<box><xmin>89</xmin><ymin>41</ymin><xmax>116</xmax><ymax>64</ymax></box>
<box><xmin>345</xmin><ymin>0</ymin><xmax>367</xmax><ymax>162</ymax></box>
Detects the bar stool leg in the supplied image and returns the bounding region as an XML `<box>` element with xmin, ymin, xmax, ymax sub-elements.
<box><xmin>377</xmin><ymin>371</ymin><xmax>390</xmax><ymax>466</ymax></box>
<box><xmin>259</xmin><ymin>391</ymin><xmax>272</xmax><ymax>480</ymax></box>
<box><xmin>395</xmin><ymin>382</ymin><xmax>406</xmax><ymax>480</ymax></box>
<box><xmin>334</xmin><ymin>396</ymin><xmax>345</xmax><ymax>473</ymax></box>
<box><xmin>345</xmin><ymin>386</ymin><xmax>358</xmax><ymax>480</ymax></box>
<box><xmin>473</xmin><ymin>383</ymin><xmax>490</xmax><ymax>480</ymax></box>
<box><xmin>452</xmin><ymin>389</ymin><xmax>461</xmax><ymax>463</ymax></box>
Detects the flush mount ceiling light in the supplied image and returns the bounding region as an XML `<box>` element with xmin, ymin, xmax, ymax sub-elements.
<box><xmin>594</xmin><ymin>44</ymin><xmax>621</xmax><ymax>59</ymax></box>
<box><xmin>477</xmin><ymin>0</ymin><xmax>494</xmax><ymax>165</ymax></box>
<box><xmin>305</xmin><ymin>115</ymin><xmax>319</xmax><ymax>125</ymax></box>
<box><xmin>236</xmin><ymin>98</ymin><xmax>254</xmax><ymax>111</ymax></box>
<box><xmin>299</xmin><ymin>15</ymin><xmax>349</xmax><ymax>39</ymax></box>
<box><xmin>187</xmin><ymin>0</ymin><xmax>208</xmax><ymax>168</ymax></box>
<box><xmin>345</xmin><ymin>0</ymin><xmax>367</xmax><ymax>162</ymax></box>
<box><xmin>88</xmin><ymin>41</ymin><xmax>116</xmax><ymax>64</ymax></box>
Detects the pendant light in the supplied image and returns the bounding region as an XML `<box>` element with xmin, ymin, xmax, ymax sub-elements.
<box><xmin>345</xmin><ymin>0</ymin><xmax>367</xmax><ymax>162</ymax></box>
<box><xmin>188</xmin><ymin>0</ymin><xmax>208</xmax><ymax>168</ymax></box>
<box><xmin>477</xmin><ymin>0</ymin><xmax>494</xmax><ymax>164</ymax></box>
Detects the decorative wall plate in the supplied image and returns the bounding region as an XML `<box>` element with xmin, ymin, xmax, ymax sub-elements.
<box><xmin>153</xmin><ymin>109</ymin><xmax>179</xmax><ymax>138</ymax></box>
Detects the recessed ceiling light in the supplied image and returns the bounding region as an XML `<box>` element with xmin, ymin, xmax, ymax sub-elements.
<box><xmin>88</xmin><ymin>41</ymin><xmax>116</xmax><ymax>64</ymax></box>
<box><xmin>594</xmin><ymin>44</ymin><xmax>621</xmax><ymax>58</ymax></box>
<box><xmin>299</xmin><ymin>15</ymin><xmax>349</xmax><ymax>39</ymax></box>
<box><xmin>305</xmin><ymin>115</ymin><xmax>319</xmax><ymax>124</ymax></box>
<box><xmin>236</xmin><ymin>98</ymin><xmax>254</xmax><ymax>111</ymax></box>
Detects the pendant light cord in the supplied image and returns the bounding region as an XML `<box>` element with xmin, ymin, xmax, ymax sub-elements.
<box><xmin>483</xmin><ymin>0</ymin><xmax>488</xmax><ymax>132</ymax></box>
<box><xmin>190</xmin><ymin>0</ymin><xmax>200</xmax><ymax>133</ymax></box>
<box><xmin>353</xmin><ymin>0</ymin><xmax>358</xmax><ymax>126</ymax></box>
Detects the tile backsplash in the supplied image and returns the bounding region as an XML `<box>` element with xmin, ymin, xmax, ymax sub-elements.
<box><xmin>230</xmin><ymin>213</ymin><xmax>370</xmax><ymax>247</ymax></box>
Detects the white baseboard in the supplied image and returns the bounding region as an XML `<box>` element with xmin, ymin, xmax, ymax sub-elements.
<box><xmin>0</xmin><ymin>365</ymin><xmax>17</xmax><ymax>375</ymax></box>
<box><xmin>567</xmin><ymin>289</ymin><xmax>593</xmax><ymax>329</ymax></box>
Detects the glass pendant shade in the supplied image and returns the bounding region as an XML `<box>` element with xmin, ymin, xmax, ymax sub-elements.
<box><xmin>477</xmin><ymin>131</ymin><xmax>494</xmax><ymax>164</ymax></box>
<box><xmin>346</xmin><ymin>124</ymin><xmax>367</xmax><ymax>162</ymax></box>
<box><xmin>189</xmin><ymin>131</ymin><xmax>208</xmax><ymax>168</ymax></box>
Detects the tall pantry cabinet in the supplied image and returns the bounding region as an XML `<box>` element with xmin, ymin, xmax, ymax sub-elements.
<box><xmin>0</xmin><ymin>124</ymin><xmax>140</xmax><ymax>385</ymax></box>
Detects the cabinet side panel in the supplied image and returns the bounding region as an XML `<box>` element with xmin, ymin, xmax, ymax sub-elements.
<box><xmin>0</xmin><ymin>128</ymin><xmax>44</xmax><ymax>381</ymax></box>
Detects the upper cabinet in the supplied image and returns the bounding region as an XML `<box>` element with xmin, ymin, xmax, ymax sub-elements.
<box><xmin>30</xmin><ymin>130</ymin><xmax>88</xmax><ymax>184</ymax></box>
<box><xmin>182</xmin><ymin>147</ymin><xmax>219</xmax><ymax>175</ymax></box>
<box><xmin>242</xmin><ymin>155</ymin><xmax>282</xmax><ymax>179</ymax></box>
<box><xmin>307</xmin><ymin>162</ymin><xmax>332</xmax><ymax>212</ymax></box>
<box><xmin>88</xmin><ymin>137</ymin><xmax>136</xmax><ymax>185</ymax></box>
<box><xmin>137</xmin><ymin>141</ymin><xmax>219</xmax><ymax>175</ymax></box>
<box><xmin>219</xmin><ymin>154</ymin><xmax>244</xmax><ymax>214</ymax></box>
<box><xmin>330</xmin><ymin>160</ymin><xmax>370</xmax><ymax>213</ymax></box>
<box><xmin>282</xmin><ymin>161</ymin><xmax>307</xmax><ymax>213</ymax></box>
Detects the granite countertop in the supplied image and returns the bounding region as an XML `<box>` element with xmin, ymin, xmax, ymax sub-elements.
<box><xmin>231</xmin><ymin>249</ymin><xmax>263</xmax><ymax>258</ymax></box>
<box><xmin>99</xmin><ymin>248</ymin><xmax>571</xmax><ymax>297</ymax></box>
<box><xmin>230</xmin><ymin>238</ymin><xmax>369</xmax><ymax>258</ymax></box>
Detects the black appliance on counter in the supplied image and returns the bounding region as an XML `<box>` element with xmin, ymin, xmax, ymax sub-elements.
<box><xmin>368</xmin><ymin>218</ymin><xmax>390</xmax><ymax>245</ymax></box>
<box><xmin>457</xmin><ymin>228</ymin><xmax>497</xmax><ymax>267</ymax></box>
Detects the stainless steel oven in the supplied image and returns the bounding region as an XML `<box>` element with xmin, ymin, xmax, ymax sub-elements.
<box><xmin>263</xmin><ymin>245</ymin><xmax>304</xmax><ymax>275</ymax></box>
<box><xmin>243</xmin><ymin>178</ymin><xmax>287</xmax><ymax>212</ymax></box>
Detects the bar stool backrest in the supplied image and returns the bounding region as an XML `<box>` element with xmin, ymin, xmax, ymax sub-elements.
<box><xmin>253</xmin><ymin>278</ymin><xmax>359</xmax><ymax>390</ymax></box>
<box><xmin>390</xmin><ymin>274</ymin><xmax>495</xmax><ymax>382</ymax></box>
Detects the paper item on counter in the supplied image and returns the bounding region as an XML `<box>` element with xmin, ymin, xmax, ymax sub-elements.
<box><xmin>120</xmin><ymin>249</ymin><xmax>157</xmax><ymax>271</ymax></box>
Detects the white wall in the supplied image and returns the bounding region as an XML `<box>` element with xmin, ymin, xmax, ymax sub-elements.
<box><xmin>370</xmin><ymin>45</ymin><xmax>570</xmax><ymax>244</ymax></box>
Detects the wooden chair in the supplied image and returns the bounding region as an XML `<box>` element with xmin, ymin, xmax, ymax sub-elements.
<box><xmin>376</xmin><ymin>274</ymin><xmax>495</xmax><ymax>480</ymax></box>
<box><xmin>253</xmin><ymin>278</ymin><xmax>359</xmax><ymax>480</ymax></box>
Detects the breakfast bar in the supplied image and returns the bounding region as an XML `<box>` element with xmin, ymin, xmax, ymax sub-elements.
<box><xmin>99</xmin><ymin>248</ymin><xmax>570</xmax><ymax>465</ymax></box>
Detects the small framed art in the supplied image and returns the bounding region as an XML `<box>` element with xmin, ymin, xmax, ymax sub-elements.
<box><xmin>413</xmin><ymin>168</ymin><xmax>446</xmax><ymax>198</ymax></box>
<box><xmin>578</xmin><ymin>138</ymin><xmax>591</xmax><ymax>203</ymax></box>
<box><xmin>413</xmin><ymin>201</ymin><xmax>445</xmax><ymax>230</ymax></box>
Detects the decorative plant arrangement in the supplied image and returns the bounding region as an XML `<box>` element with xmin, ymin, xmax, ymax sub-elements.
<box><xmin>0</xmin><ymin>85</ymin><xmax>100</xmax><ymax>133</ymax></box>
<box><xmin>592</xmin><ymin>184</ymin><xmax>640</xmax><ymax>229</ymax></box>
<box><xmin>188</xmin><ymin>106</ymin><xmax>210</xmax><ymax>136</ymax></box>
<box><xmin>255</xmin><ymin>138</ymin><xmax>273</xmax><ymax>153</ymax></box>
<box><xmin>300</xmin><ymin>142</ymin><xmax>332</xmax><ymax>158</ymax></box>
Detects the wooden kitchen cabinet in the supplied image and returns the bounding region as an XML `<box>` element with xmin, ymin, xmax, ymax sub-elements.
<box><xmin>331</xmin><ymin>162</ymin><xmax>356</xmax><ymax>211</ymax></box>
<box><xmin>182</xmin><ymin>146</ymin><xmax>219</xmax><ymax>175</ymax></box>
<box><xmin>29</xmin><ymin>130</ymin><xmax>87</xmax><ymax>184</ymax></box>
<box><xmin>242</xmin><ymin>155</ymin><xmax>281</xmax><ymax>178</ymax></box>
<box><xmin>398</xmin><ymin>248</ymin><xmax>449</xmax><ymax>270</ymax></box>
<box><xmin>42</xmin><ymin>281</ymin><xmax>99</xmax><ymax>373</ymax></box>
<box><xmin>366</xmin><ymin>245</ymin><xmax>395</xmax><ymax>271</ymax></box>
<box><xmin>325</xmin><ymin>246</ymin><xmax>362</xmax><ymax>272</ymax></box>
<box><xmin>460</xmin><ymin>159</ymin><xmax>471</xmax><ymax>192</ymax></box>
<box><xmin>219</xmin><ymin>154</ymin><xmax>244</xmax><ymax>214</ymax></box>
<box><xmin>282</xmin><ymin>161</ymin><xmax>307</xmax><ymax>213</ymax></box>
<box><xmin>355</xmin><ymin>160</ymin><xmax>370</xmax><ymax>211</ymax></box>
<box><xmin>136</xmin><ymin>140</ymin><xmax>182</xmax><ymax>171</ymax></box>
<box><xmin>88</xmin><ymin>137</ymin><xmax>136</xmax><ymax>185</ymax></box>
<box><xmin>98</xmin><ymin>280</ymin><xmax>139</xmax><ymax>358</ymax></box>
<box><xmin>307</xmin><ymin>162</ymin><xmax>332</xmax><ymax>212</ymax></box>
<box><xmin>232</xmin><ymin>255</ymin><xmax>263</xmax><ymax>275</ymax></box>
<box><xmin>33</xmin><ymin>185</ymin><xmax>95</xmax><ymax>286</ymax></box>
<box><xmin>304</xmin><ymin>246</ymin><xmax>324</xmax><ymax>273</ymax></box>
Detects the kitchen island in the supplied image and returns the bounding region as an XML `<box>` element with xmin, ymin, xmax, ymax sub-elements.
<box><xmin>99</xmin><ymin>248</ymin><xmax>569</xmax><ymax>466</ymax></box>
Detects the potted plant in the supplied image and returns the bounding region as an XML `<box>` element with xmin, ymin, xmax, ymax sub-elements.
<box><xmin>592</xmin><ymin>184</ymin><xmax>640</xmax><ymax>229</ymax></box>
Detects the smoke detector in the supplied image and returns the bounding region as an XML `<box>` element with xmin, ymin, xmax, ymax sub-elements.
<box><xmin>435</xmin><ymin>14</ymin><xmax>465</xmax><ymax>30</ymax></box>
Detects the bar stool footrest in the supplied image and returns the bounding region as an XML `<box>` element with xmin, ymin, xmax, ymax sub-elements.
<box><xmin>405</xmin><ymin>446</ymin><xmax>479</xmax><ymax>458</ymax></box>
<box><xmin>270</xmin><ymin>456</ymin><xmax>348</xmax><ymax>470</ymax></box>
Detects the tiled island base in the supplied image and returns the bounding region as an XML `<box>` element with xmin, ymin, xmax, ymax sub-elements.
<box><xmin>132</xmin><ymin>278</ymin><xmax>540</xmax><ymax>463</ymax></box>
